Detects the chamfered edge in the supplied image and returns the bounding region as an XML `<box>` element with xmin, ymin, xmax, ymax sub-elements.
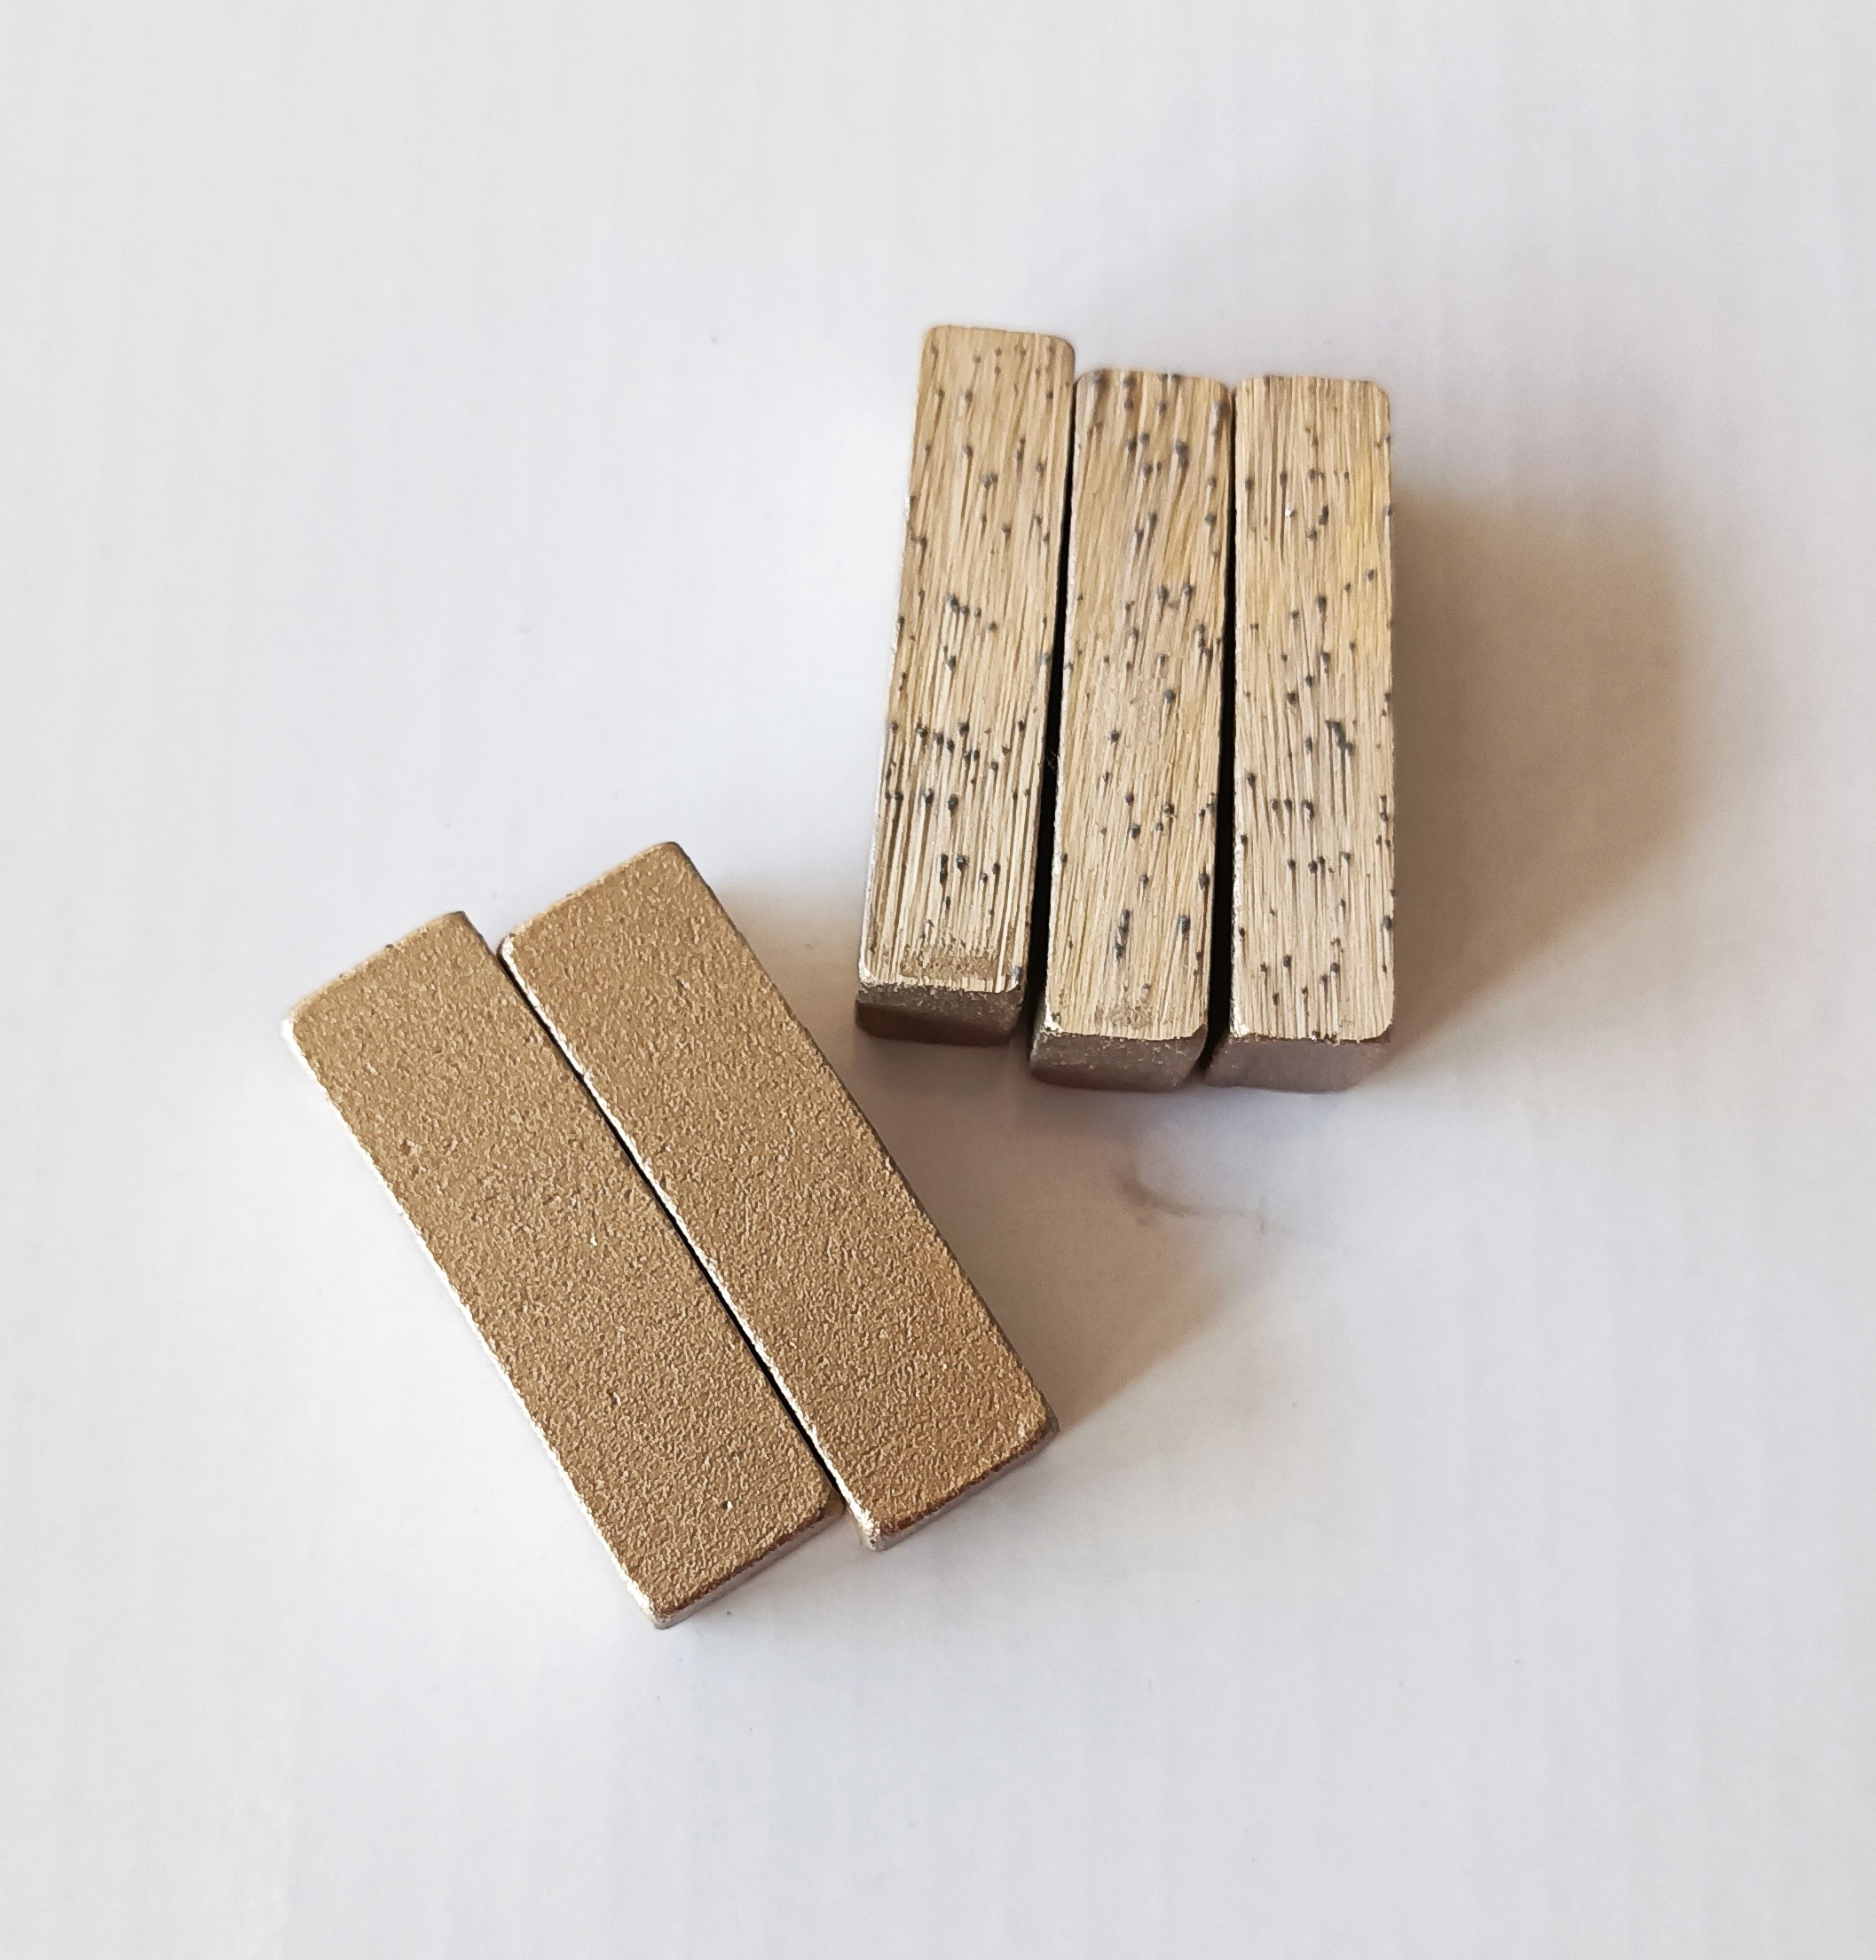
<box><xmin>920</xmin><ymin>321</ymin><xmax>1076</xmax><ymax>368</ymax></box>
<box><xmin>860</xmin><ymin>1403</ymin><xmax>1059</xmax><ymax>1550</ymax></box>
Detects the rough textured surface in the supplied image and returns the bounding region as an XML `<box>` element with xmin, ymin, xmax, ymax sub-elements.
<box><xmin>508</xmin><ymin>845</ymin><xmax>1056</xmax><ymax>1544</ymax></box>
<box><xmin>1210</xmin><ymin>376</ymin><xmax>1394</xmax><ymax>1090</ymax></box>
<box><xmin>286</xmin><ymin>914</ymin><xmax>839</xmax><ymax>1626</ymax></box>
<box><xmin>857</xmin><ymin>325</ymin><xmax>1076</xmax><ymax>1043</ymax></box>
<box><xmin>1032</xmin><ymin>370</ymin><xmax>1229</xmax><ymax>1090</ymax></box>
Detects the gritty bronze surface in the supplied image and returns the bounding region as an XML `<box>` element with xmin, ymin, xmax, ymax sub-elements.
<box><xmin>287</xmin><ymin>913</ymin><xmax>839</xmax><ymax>1625</ymax></box>
<box><xmin>507</xmin><ymin>846</ymin><xmax>1056</xmax><ymax>1545</ymax></box>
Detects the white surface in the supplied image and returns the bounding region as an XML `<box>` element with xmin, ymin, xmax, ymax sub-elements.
<box><xmin>3</xmin><ymin>3</ymin><xmax>1873</xmax><ymax>1954</ymax></box>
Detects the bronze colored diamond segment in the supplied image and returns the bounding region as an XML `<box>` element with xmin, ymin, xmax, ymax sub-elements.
<box><xmin>285</xmin><ymin>913</ymin><xmax>839</xmax><ymax>1626</ymax></box>
<box><xmin>506</xmin><ymin>844</ymin><xmax>1056</xmax><ymax>1546</ymax></box>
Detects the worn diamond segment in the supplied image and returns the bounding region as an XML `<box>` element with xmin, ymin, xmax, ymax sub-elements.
<box><xmin>507</xmin><ymin>845</ymin><xmax>1056</xmax><ymax>1546</ymax></box>
<box><xmin>1210</xmin><ymin>377</ymin><xmax>1394</xmax><ymax>1090</ymax></box>
<box><xmin>285</xmin><ymin>914</ymin><xmax>839</xmax><ymax>1626</ymax></box>
<box><xmin>1031</xmin><ymin>370</ymin><xmax>1230</xmax><ymax>1090</ymax></box>
<box><xmin>856</xmin><ymin>325</ymin><xmax>1076</xmax><ymax>1044</ymax></box>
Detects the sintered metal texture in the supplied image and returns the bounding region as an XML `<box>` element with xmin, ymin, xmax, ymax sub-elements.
<box><xmin>857</xmin><ymin>325</ymin><xmax>1076</xmax><ymax>1044</ymax></box>
<box><xmin>507</xmin><ymin>845</ymin><xmax>1055</xmax><ymax>1545</ymax></box>
<box><xmin>1210</xmin><ymin>377</ymin><xmax>1394</xmax><ymax>1090</ymax></box>
<box><xmin>1032</xmin><ymin>370</ymin><xmax>1230</xmax><ymax>1090</ymax></box>
<box><xmin>286</xmin><ymin>913</ymin><xmax>839</xmax><ymax>1626</ymax></box>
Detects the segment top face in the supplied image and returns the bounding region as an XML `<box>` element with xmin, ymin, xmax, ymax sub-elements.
<box><xmin>287</xmin><ymin>912</ymin><xmax>835</xmax><ymax>1625</ymax></box>
<box><xmin>859</xmin><ymin>326</ymin><xmax>1076</xmax><ymax>1018</ymax></box>
<box><xmin>1229</xmin><ymin>377</ymin><xmax>1395</xmax><ymax>1046</ymax></box>
<box><xmin>1041</xmin><ymin>369</ymin><xmax>1230</xmax><ymax>1051</ymax></box>
<box><xmin>508</xmin><ymin>844</ymin><xmax>1054</xmax><ymax>1543</ymax></box>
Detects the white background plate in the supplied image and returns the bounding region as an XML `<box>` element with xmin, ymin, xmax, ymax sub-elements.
<box><xmin>3</xmin><ymin>3</ymin><xmax>1872</xmax><ymax>1953</ymax></box>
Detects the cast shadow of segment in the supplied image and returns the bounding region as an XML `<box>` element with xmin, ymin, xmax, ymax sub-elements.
<box><xmin>714</xmin><ymin>497</ymin><xmax>1683</xmax><ymax>1426</ymax></box>
<box><xmin>1389</xmin><ymin>492</ymin><xmax>1689</xmax><ymax>1051</ymax></box>
<box><xmin>722</xmin><ymin>891</ymin><xmax>1253</xmax><ymax>1435</ymax></box>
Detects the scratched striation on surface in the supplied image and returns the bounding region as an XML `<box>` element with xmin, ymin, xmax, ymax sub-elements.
<box><xmin>286</xmin><ymin>914</ymin><xmax>839</xmax><ymax>1626</ymax></box>
<box><xmin>1032</xmin><ymin>370</ymin><xmax>1229</xmax><ymax>1090</ymax></box>
<box><xmin>1210</xmin><ymin>377</ymin><xmax>1394</xmax><ymax>1090</ymax></box>
<box><xmin>857</xmin><ymin>326</ymin><xmax>1076</xmax><ymax>1043</ymax></box>
<box><xmin>508</xmin><ymin>845</ymin><xmax>1056</xmax><ymax>1544</ymax></box>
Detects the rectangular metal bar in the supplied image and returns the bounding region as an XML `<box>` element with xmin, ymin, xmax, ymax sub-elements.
<box><xmin>1210</xmin><ymin>377</ymin><xmax>1394</xmax><ymax>1090</ymax></box>
<box><xmin>286</xmin><ymin>913</ymin><xmax>839</xmax><ymax>1625</ymax></box>
<box><xmin>856</xmin><ymin>324</ymin><xmax>1076</xmax><ymax>1043</ymax></box>
<box><xmin>507</xmin><ymin>845</ymin><xmax>1056</xmax><ymax>1545</ymax></box>
<box><xmin>1031</xmin><ymin>370</ymin><xmax>1230</xmax><ymax>1089</ymax></box>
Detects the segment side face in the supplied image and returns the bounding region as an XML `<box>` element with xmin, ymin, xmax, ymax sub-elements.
<box><xmin>858</xmin><ymin>326</ymin><xmax>1076</xmax><ymax>1034</ymax></box>
<box><xmin>1037</xmin><ymin>370</ymin><xmax>1229</xmax><ymax>1082</ymax></box>
<box><xmin>511</xmin><ymin>846</ymin><xmax>1055</xmax><ymax>1543</ymax></box>
<box><xmin>1223</xmin><ymin>377</ymin><xmax>1394</xmax><ymax>1062</ymax></box>
<box><xmin>287</xmin><ymin>914</ymin><xmax>837</xmax><ymax>1625</ymax></box>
